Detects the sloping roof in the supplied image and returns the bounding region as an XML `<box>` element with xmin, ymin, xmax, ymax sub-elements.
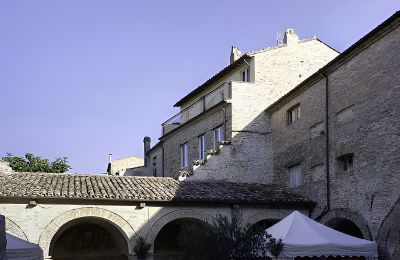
<box><xmin>0</xmin><ymin>172</ymin><xmax>313</xmax><ymax>206</ymax></box>
<box><xmin>265</xmin><ymin>11</ymin><xmax>400</xmax><ymax>113</ymax></box>
<box><xmin>174</xmin><ymin>38</ymin><xmax>336</xmax><ymax>108</ymax></box>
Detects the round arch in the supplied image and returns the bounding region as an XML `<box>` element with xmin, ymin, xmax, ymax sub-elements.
<box><xmin>146</xmin><ymin>209</ymin><xmax>216</xmax><ymax>250</ymax></box>
<box><xmin>242</xmin><ymin>210</ymin><xmax>288</xmax><ymax>230</ymax></box>
<box><xmin>377</xmin><ymin>198</ymin><xmax>400</xmax><ymax>259</ymax></box>
<box><xmin>319</xmin><ymin>208</ymin><xmax>372</xmax><ymax>240</ymax></box>
<box><xmin>5</xmin><ymin>216</ymin><xmax>28</xmax><ymax>240</ymax></box>
<box><xmin>39</xmin><ymin>207</ymin><xmax>136</xmax><ymax>258</ymax></box>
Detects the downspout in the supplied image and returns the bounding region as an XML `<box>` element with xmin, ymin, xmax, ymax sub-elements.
<box><xmin>315</xmin><ymin>72</ymin><xmax>331</xmax><ymax>220</ymax></box>
<box><xmin>161</xmin><ymin>144</ymin><xmax>165</xmax><ymax>177</ymax></box>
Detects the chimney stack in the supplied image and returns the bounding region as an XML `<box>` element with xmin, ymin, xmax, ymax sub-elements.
<box><xmin>108</xmin><ymin>154</ymin><xmax>112</xmax><ymax>163</ymax></box>
<box><xmin>283</xmin><ymin>29</ymin><xmax>299</xmax><ymax>45</ymax></box>
<box><xmin>143</xmin><ymin>136</ymin><xmax>151</xmax><ymax>166</ymax></box>
<box><xmin>230</xmin><ymin>46</ymin><xmax>242</xmax><ymax>64</ymax></box>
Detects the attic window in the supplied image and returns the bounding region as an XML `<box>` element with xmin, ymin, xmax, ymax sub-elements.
<box><xmin>287</xmin><ymin>104</ymin><xmax>301</xmax><ymax>125</ymax></box>
<box><xmin>242</xmin><ymin>67</ymin><xmax>250</xmax><ymax>82</ymax></box>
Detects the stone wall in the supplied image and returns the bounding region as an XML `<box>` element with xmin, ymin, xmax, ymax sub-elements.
<box><xmin>0</xmin><ymin>200</ymin><xmax>301</xmax><ymax>259</ymax></box>
<box><xmin>270</xmin><ymin>23</ymin><xmax>400</xmax><ymax>258</ymax></box>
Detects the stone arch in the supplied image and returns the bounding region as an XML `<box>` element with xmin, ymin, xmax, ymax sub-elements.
<box><xmin>319</xmin><ymin>208</ymin><xmax>372</xmax><ymax>240</ymax></box>
<box><xmin>146</xmin><ymin>209</ymin><xmax>216</xmax><ymax>250</ymax></box>
<box><xmin>242</xmin><ymin>210</ymin><xmax>288</xmax><ymax>230</ymax></box>
<box><xmin>39</xmin><ymin>207</ymin><xmax>136</xmax><ymax>258</ymax></box>
<box><xmin>5</xmin><ymin>216</ymin><xmax>28</xmax><ymax>240</ymax></box>
<box><xmin>377</xmin><ymin>198</ymin><xmax>400</xmax><ymax>259</ymax></box>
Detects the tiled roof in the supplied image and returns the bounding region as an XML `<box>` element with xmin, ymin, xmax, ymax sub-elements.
<box><xmin>0</xmin><ymin>172</ymin><xmax>313</xmax><ymax>207</ymax></box>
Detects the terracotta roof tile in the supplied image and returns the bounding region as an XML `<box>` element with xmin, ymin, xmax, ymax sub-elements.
<box><xmin>0</xmin><ymin>172</ymin><xmax>313</xmax><ymax>207</ymax></box>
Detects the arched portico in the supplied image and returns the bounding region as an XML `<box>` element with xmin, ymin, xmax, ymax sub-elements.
<box><xmin>319</xmin><ymin>208</ymin><xmax>372</xmax><ymax>240</ymax></box>
<box><xmin>146</xmin><ymin>209</ymin><xmax>217</xmax><ymax>251</ymax></box>
<box><xmin>5</xmin><ymin>216</ymin><xmax>28</xmax><ymax>240</ymax></box>
<box><xmin>39</xmin><ymin>207</ymin><xmax>136</xmax><ymax>258</ymax></box>
<box><xmin>242</xmin><ymin>210</ymin><xmax>288</xmax><ymax>232</ymax></box>
<box><xmin>377</xmin><ymin>198</ymin><xmax>400</xmax><ymax>259</ymax></box>
<box><xmin>50</xmin><ymin>217</ymin><xmax>129</xmax><ymax>260</ymax></box>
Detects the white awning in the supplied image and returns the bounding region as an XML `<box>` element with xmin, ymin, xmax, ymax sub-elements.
<box><xmin>265</xmin><ymin>211</ymin><xmax>378</xmax><ymax>258</ymax></box>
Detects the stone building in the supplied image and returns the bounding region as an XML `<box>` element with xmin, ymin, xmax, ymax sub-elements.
<box><xmin>0</xmin><ymin>11</ymin><xmax>399</xmax><ymax>260</ymax></box>
<box><xmin>266</xmin><ymin>11</ymin><xmax>400</xmax><ymax>259</ymax></box>
<box><xmin>151</xmin><ymin>28</ymin><xmax>338</xmax><ymax>183</ymax></box>
<box><xmin>0</xmin><ymin>163</ymin><xmax>311</xmax><ymax>259</ymax></box>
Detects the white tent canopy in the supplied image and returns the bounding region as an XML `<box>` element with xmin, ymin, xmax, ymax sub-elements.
<box><xmin>6</xmin><ymin>232</ymin><xmax>42</xmax><ymax>260</ymax></box>
<box><xmin>265</xmin><ymin>211</ymin><xmax>378</xmax><ymax>258</ymax></box>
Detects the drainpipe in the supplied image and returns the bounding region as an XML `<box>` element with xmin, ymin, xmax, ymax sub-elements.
<box><xmin>315</xmin><ymin>72</ymin><xmax>331</xmax><ymax>220</ymax></box>
<box><xmin>161</xmin><ymin>144</ymin><xmax>165</xmax><ymax>177</ymax></box>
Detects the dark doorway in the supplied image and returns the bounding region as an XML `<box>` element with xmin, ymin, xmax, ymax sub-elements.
<box><xmin>50</xmin><ymin>217</ymin><xmax>129</xmax><ymax>260</ymax></box>
<box><xmin>325</xmin><ymin>218</ymin><xmax>364</xmax><ymax>239</ymax></box>
<box><xmin>154</xmin><ymin>218</ymin><xmax>210</xmax><ymax>260</ymax></box>
<box><xmin>247</xmin><ymin>219</ymin><xmax>280</xmax><ymax>235</ymax></box>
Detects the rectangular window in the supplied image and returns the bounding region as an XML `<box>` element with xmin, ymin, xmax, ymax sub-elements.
<box><xmin>213</xmin><ymin>126</ymin><xmax>224</xmax><ymax>149</ymax></box>
<box><xmin>289</xmin><ymin>164</ymin><xmax>303</xmax><ymax>188</ymax></box>
<box><xmin>338</xmin><ymin>154</ymin><xmax>354</xmax><ymax>171</ymax></box>
<box><xmin>242</xmin><ymin>67</ymin><xmax>250</xmax><ymax>82</ymax></box>
<box><xmin>180</xmin><ymin>143</ymin><xmax>189</xmax><ymax>168</ymax></box>
<box><xmin>152</xmin><ymin>156</ymin><xmax>157</xmax><ymax>177</ymax></box>
<box><xmin>287</xmin><ymin>104</ymin><xmax>301</xmax><ymax>125</ymax></box>
<box><xmin>198</xmin><ymin>135</ymin><xmax>206</xmax><ymax>160</ymax></box>
<box><xmin>152</xmin><ymin>168</ymin><xmax>157</xmax><ymax>177</ymax></box>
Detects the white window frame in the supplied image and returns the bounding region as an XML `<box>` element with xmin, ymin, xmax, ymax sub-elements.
<box><xmin>180</xmin><ymin>143</ymin><xmax>189</xmax><ymax>168</ymax></box>
<box><xmin>213</xmin><ymin>126</ymin><xmax>224</xmax><ymax>149</ymax></box>
<box><xmin>287</xmin><ymin>104</ymin><xmax>301</xmax><ymax>125</ymax></box>
<box><xmin>289</xmin><ymin>164</ymin><xmax>303</xmax><ymax>188</ymax></box>
<box><xmin>198</xmin><ymin>135</ymin><xmax>206</xmax><ymax>160</ymax></box>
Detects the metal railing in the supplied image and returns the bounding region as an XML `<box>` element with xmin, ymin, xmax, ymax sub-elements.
<box><xmin>161</xmin><ymin>82</ymin><xmax>231</xmax><ymax>135</ymax></box>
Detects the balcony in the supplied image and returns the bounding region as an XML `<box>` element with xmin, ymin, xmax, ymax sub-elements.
<box><xmin>162</xmin><ymin>82</ymin><xmax>231</xmax><ymax>136</ymax></box>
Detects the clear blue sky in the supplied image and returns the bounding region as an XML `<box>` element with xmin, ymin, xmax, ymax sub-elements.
<box><xmin>0</xmin><ymin>1</ymin><xmax>398</xmax><ymax>173</ymax></box>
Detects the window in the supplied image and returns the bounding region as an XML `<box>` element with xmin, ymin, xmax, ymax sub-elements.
<box><xmin>287</xmin><ymin>104</ymin><xmax>301</xmax><ymax>124</ymax></box>
<box><xmin>338</xmin><ymin>154</ymin><xmax>354</xmax><ymax>171</ymax></box>
<box><xmin>180</xmin><ymin>143</ymin><xmax>189</xmax><ymax>168</ymax></box>
<box><xmin>152</xmin><ymin>156</ymin><xmax>157</xmax><ymax>177</ymax></box>
<box><xmin>242</xmin><ymin>67</ymin><xmax>250</xmax><ymax>82</ymax></box>
<box><xmin>198</xmin><ymin>135</ymin><xmax>206</xmax><ymax>160</ymax></box>
<box><xmin>213</xmin><ymin>126</ymin><xmax>224</xmax><ymax>148</ymax></box>
<box><xmin>289</xmin><ymin>164</ymin><xmax>303</xmax><ymax>188</ymax></box>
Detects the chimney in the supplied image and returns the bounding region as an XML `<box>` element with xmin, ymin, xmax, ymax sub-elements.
<box><xmin>283</xmin><ymin>29</ymin><xmax>299</xmax><ymax>45</ymax></box>
<box><xmin>143</xmin><ymin>136</ymin><xmax>151</xmax><ymax>166</ymax></box>
<box><xmin>230</xmin><ymin>46</ymin><xmax>242</xmax><ymax>64</ymax></box>
<box><xmin>108</xmin><ymin>154</ymin><xmax>112</xmax><ymax>163</ymax></box>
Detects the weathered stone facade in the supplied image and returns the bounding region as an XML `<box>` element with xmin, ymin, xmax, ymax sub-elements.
<box><xmin>268</xmin><ymin>12</ymin><xmax>400</xmax><ymax>259</ymax></box>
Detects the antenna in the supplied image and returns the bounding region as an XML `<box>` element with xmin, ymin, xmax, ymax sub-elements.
<box><xmin>276</xmin><ymin>32</ymin><xmax>282</xmax><ymax>45</ymax></box>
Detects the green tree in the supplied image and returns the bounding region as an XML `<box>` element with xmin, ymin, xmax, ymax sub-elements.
<box><xmin>2</xmin><ymin>153</ymin><xmax>71</xmax><ymax>173</ymax></box>
<box><xmin>180</xmin><ymin>210</ymin><xmax>283</xmax><ymax>260</ymax></box>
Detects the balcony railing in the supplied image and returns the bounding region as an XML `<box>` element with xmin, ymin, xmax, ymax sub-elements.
<box><xmin>162</xmin><ymin>82</ymin><xmax>231</xmax><ymax>136</ymax></box>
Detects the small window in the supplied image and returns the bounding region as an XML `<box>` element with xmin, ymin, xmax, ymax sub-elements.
<box><xmin>198</xmin><ymin>135</ymin><xmax>206</xmax><ymax>160</ymax></box>
<box><xmin>180</xmin><ymin>143</ymin><xmax>189</xmax><ymax>168</ymax></box>
<box><xmin>289</xmin><ymin>164</ymin><xmax>303</xmax><ymax>188</ymax></box>
<box><xmin>338</xmin><ymin>154</ymin><xmax>354</xmax><ymax>171</ymax></box>
<box><xmin>153</xmin><ymin>168</ymin><xmax>157</xmax><ymax>177</ymax></box>
<box><xmin>213</xmin><ymin>126</ymin><xmax>224</xmax><ymax>149</ymax></box>
<box><xmin>152</xmin><ymin>156</ymin><xmax>157</xmax><ymax>166</ymax></box>
<box><xmin>242</xmin><ymin>67</ymin><xmax>250</xmax><ymax>82</ymax></box>
<box><xmin>287</xmin><ymin>104</ymin><xmax>301</xmax><ymax>125</ymax></box>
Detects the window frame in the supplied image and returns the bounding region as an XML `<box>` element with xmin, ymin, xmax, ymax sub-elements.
<box><xmin>287</xmin><ymin>104</ymin><xmax>301</xmax><ymax>125</ymax></box>
<box><xmin>338</xmin><ymin>153</ymin><xmax>354</xmax><ymax>171</ymax></box>
<box><xmin>289</xmin><ymin>163</ymin><xmax>303</xmax><ymax>188</ymax></box>
<box><xmin>242</xmin><ymin>67</ymin><xmax>250</xmax><ymax>82</ymax></box>
<box><xmin>198</xmin><ymin>134</ymin><xmax>206</xmax><ymax>160</ymax></box>
<box><xmin>213</xmin><ymin>126</ymin><xmax>224</xmax><ymax>149</ymax></box>
<box><xmin>180</xmin><ymin>143</ymin><xmax>189</xmax><ymax>168</ymax></box>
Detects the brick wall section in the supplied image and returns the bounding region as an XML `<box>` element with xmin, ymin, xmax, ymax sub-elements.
<box><xmin>270</xmin><ymin>24</ymin><xmax>400</xmax><ymax>258</ymax></box>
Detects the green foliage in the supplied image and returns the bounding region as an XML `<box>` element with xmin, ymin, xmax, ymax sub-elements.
<box><xmin>2</xmin><ymin>153</ymin><xmax>71</xmax><ymax>173</ymax></box>
<box><xmin>180</xmin><ymin>210</ymin><xmax>284</xmax><ymax>259</ymax></box>
<box><xmin>133</xmin><ymin>236</ymin><xmax>151</xmax><ymax>260</ymax></box>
